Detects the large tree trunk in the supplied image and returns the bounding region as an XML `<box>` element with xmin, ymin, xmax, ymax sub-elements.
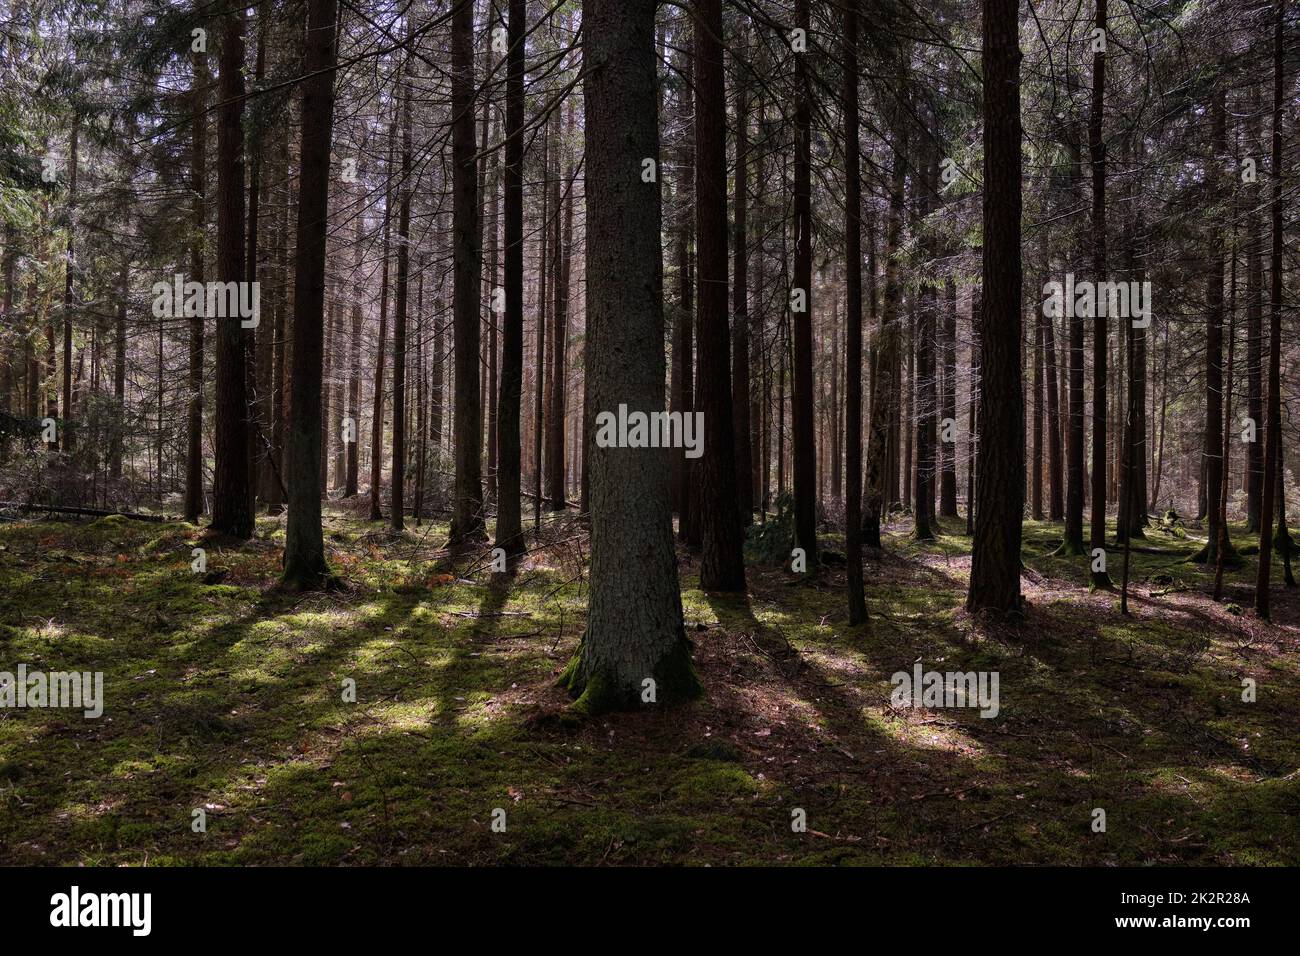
<box><xmin>494</xmin><ymin>0</ymin><xmax>526</xmax><ymax>557</ymax></box>
<box><xmin>281</xmin><ymin>0</ymin><xmax>338</xmax><ymax>588</ymax></box>
<box><xmin>448</xmin><ymin>0</ymin><xmax>486</xmax><ymax>544</ymax></box>
<box><xmin>560</xmin><ymin>0</ymin><xmax>699</xmax><ymax>713</ymax></box>
<box><xmin>966</xmin><ymin>0</ymin><xmax>1024</xmax><ymax>615</ymax></box>
<box><xmin>693</xmin><ymin>0</ymin><xmax>746</xmax><ymax>591</ymax></box>
<box><xmin>210</xmin><ymin>10</ymin><xmax>254</xmax><ymax>539</ymax></box>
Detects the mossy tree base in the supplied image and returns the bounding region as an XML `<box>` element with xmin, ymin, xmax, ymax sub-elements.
<box><xmin>559</xmin><ymin>633</ymin><xmax>702</xmax><ymax>716</ymax></box>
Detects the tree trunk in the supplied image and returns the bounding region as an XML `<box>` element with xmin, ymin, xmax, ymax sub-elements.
<box><xmin>369</xmin><ymin>122</ymin><xmax>395</xmax><ymax>521</ymax></box>
<box><xmin>1255</xmin><ymin>0</ymin><xmax>1285</xmax><ymax>619</ymax></box>
<box><xmin>843</xmin><ymin>0</ymin><xmax>868</xmax><ymax>624</ymax></box>
<box><xmin>966</xmin><ymin>0</ymin><xmax>1024</xmax><ymax>615</ymax></box>
<box><xmin>210</xmin><ymin>9</ymin><xmax>254</xmax><ymax>540</ymax></box>
<box><xmin>732</xmin><ymin>36</ymin><xmax>754</xmax><ymax>527</ymax></box>
<box><xmin>281</xmin><ymin>0</ymin><xmax>338</xmax><ymax>589</ymax></box>
<box><xmin>184</xmin><ymin>52</ymin><xmax>207</xmax><ymax>522</ymax></box>
<box><xmin>1087</xmin><ymin>0</ymin><xmax>1111</xmax><ymax>587</ymax></box>
<box><xmin>862</xmin><ymin>102</ymin><xmax>907</xmax><ymax>550</ymax></box>
<box><xmin>560</xmin><ymin>0</ymin><xmax>699</xmax><ymax>713</ymax></box>
<box><xmin>391</xmin><ymin>79</ymin><xmax>412</xmax><ymax>532</ymax></box>
<box><xmin>546</xmin><ymin>102</ymin><xmax>573</xmax><ymax>511</ymax></box>
<box><xmin>448</xmin><ymin>0</ymin><xmax>486</xmax><ymax>544</ymax></box>
<box><xmin>691</xmin><ymin>0</ymin><xmax>746</xmax><ymax>591</ymax></box>
<box><xmin>494</xmin><ymin>0</ymin><xmax>526</xmax><ymax>557</ymax></box>
<box><xmin>790</xmin><ymin>0</ymin><xmax>817</xmax><ymax>565</ymax></box>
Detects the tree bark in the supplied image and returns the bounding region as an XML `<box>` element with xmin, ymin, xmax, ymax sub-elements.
<box><xmin>210</xmin><ymin>10</ymin><xmax>254</xmax><ymax>539</ymax></box>
<box><xmin>561</xmin><ymin>0</ymin><xmax>699</xmax><ymax>713</ymax></box>
<box><xmin>966</xmin><ymin>0</ymin><xmax>1024</xmax><ymax>616</ymax></box>
<box><xmin>281</xmin><ymin>0</ymin><xmax>339</xmax><ymax>588</ymax></box>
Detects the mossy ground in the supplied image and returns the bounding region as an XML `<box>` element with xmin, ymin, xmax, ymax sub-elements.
<box><xmin>0</xmin><ymin>509</ymin><xmax>1296</xmax><ymax>865</ymax></box>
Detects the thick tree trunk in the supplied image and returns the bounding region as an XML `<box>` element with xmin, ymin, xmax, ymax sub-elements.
<box><xmin>561</xmin><ymin>0</ymin><xmax>699</xmax><ymax>713</ymax></box>
<box><xmin>966</xmin><ymin>0</ymin><xmax>1024</xmax><ymax>615</ymax></box>
<box><xmin>281</xmin><ymin>0</ymin><xmax>338</xmax><ymax>589</ymax></box>
<box><xmin>448</xmin><ymin>0</ymin><xmax>486</xmax><ymax>544</ymax></box>
<box><xmin>210</xmin><ymin>10</ymin><xmax>254</xmax><ymax>540</ymax></box>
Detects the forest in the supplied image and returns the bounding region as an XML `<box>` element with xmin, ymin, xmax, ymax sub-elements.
<box><xmin>0</xmin><ymin>0</ymin><xmax>1296</xmax><ymax>871</ymax></box>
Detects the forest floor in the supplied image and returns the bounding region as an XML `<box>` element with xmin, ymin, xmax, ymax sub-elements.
<box><xmin>0</xmin><ymin>507</ymin><xmax>1297</xmax><ymax>866</ymax></box>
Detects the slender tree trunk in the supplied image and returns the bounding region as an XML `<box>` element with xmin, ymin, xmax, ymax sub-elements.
<box><xmin>1255</xmin><ymin>0</ymin><xmax>1285</xmax><ymax>619</ymax></box>
<box><xmin>61</xmin><ymin>123</ymin><xmax>78</xmax><ymax>456</ymax></box>
<box><xmin>1087</xmin><ymin>0</ymin><xmax>1111</xmax><ymax>586</ymax></box>
<box><xmin>863</xmin><ymin>107</ymin><xmax>906</xmax><ymax>550</ymax></box>
<box><xmin>345</xmin><ymin>180</ymin><xmax>364</xmax><ymax>498</ymax></box>
<box><xmin>732</xmin><ymin>38</ymin><xmax>754</xmax><ymax>527</ymax></box>
<box><xmin>940</xmin><ymin>278</ymin><xmax>958</xmax><ymax>518</ymax></box>
<box><xmin>790</xmin><ymin>0</ymin><xmax>817</xmax><ymax>564</ymax></box>
<box><xmin>1201</xmin><ymin>93</ymin><xmax>1233</xmax><ymax>564</ymax></box>
<box><xmin>1245</xmin><ymin>82</ymin><xmax>1264</xmax><ymax>533</ymax></box>
<box><xmin>495</xmin><ymin>0</ymin><xmax>526</xmax><ymax>556</ymax></box>
<box><xmin>369</xmin><ymin>123</ymin><xmax>395</xmax><ymax>521</ymax></box>
<box><xmin>546</xmin><ymin>102</ymin><xmax>573</xmax><ymax>511</ymax></box>
<box><xmin>184</xmin><ymin>52</ymin><xmax>207</xmax><ymax>522</ymax></box>
<box><xmin>391</xmin><ymin>80</ymin><xmax>412</xmax><ymax>532</ymax></box>
<box><xmin>843</xmin><ymin>0</ymin><xmax>867</xmax><ymax>623</ymax></box>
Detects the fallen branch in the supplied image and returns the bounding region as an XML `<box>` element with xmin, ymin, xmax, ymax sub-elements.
<box><xmin>0</xmin><ymin>501</ymin><xmax>168</xmax><ymax>523</ymax></box>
